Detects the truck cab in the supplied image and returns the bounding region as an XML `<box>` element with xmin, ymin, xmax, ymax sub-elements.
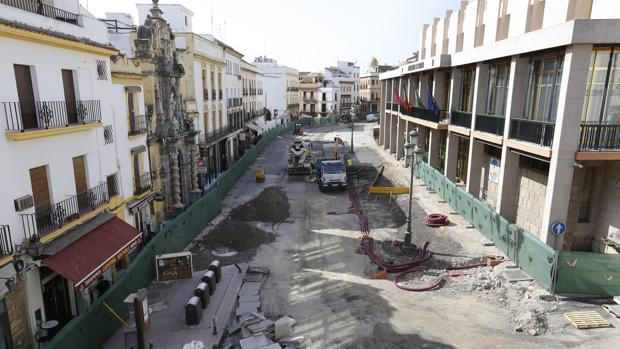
<box><xmin>316</xmin><ymin>159</ymin><xmax>347</xmax><ymax>191</ymax></box>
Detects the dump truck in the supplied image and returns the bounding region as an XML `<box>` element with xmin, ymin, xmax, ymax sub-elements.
<box><xmin>287</xmin><ymin>140</ymin><xmax>312</xmax><ymax>175</ymax></box>
<box><xmin>315</xmin><ymin>137</ymin><xmax>348</xmax><ymax>191</ymax></box>
<box><xmin>316</xmin><ymin>159</ymin><xmax>347</xmax><ymax>191</ymax></box>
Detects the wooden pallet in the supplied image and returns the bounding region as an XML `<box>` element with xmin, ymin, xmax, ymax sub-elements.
<box><xmin>564</xmin><ymin>311</ymin><xmax>611</xmax><ymax>329</ymax></box>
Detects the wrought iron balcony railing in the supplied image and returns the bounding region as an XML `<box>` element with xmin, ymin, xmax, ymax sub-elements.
<box><xmin>450</xmin><ymin>110</ymin><xmax>472</xmax><ymax>128</ymax></box>
<box><xmin>134</xmin><ymin>172</ymin><xmax>152</xmax><ymax>195</ymax></box>
<box><xmin>475</xmin><ymin>113</ymin><xmax>505</xmax><ymax>136</ymax></box>
<box><xmin>579</xmin><ymin>124</ymin><xmax>620</xmax><ymax>151</ymax></box>
<box><xmin>402</xmin><ymin>107</ymin><xmax>440</xmax><ymax>123</ymax></box>
<box><xmin>2</xmin><ymin>100</ymin><xmax>101</xmax><ymax>132</ymax></box>
<box><xmin>129</xmin><ymin>114</ymin><xmax>147</xmax><ymax>135</ymax></box>
<box><xmin>199</xmin><ymin>125</ymin><xmax>234</xmax><ymax>145</ymax></box>
<box><xmin>20</xmin><ymin>181</ymin><xmax>113</xmax><ymax>240</ymax></box>
<box><xmin>1</xmin><ymin>0</ymin><xmax>80</xmax><ymax>25</ymax></box>
<box><xmin>509</xmin><ymin>118</ymin><xmax>555</xmax><ymax>147</ymax></box>
<box><xmin>0</xmin><ymin>225</ymin><xmax>14</xmax><ymax>257</ymax></box>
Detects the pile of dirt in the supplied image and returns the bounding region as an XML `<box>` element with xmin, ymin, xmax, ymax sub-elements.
<box><xmin>511</xmin><ymin>308</ymin><xmax>548</xmax><ymax>336</ymax></box>
<box><xmin>229</xmin><ymin>187</ymin><xmax>290</xmax><ymax>223</ymax></box>
<box><xmin>191</xmin><ymin>220</ymin><xmax>275</xmax><ymax>268</ymax></box>
<box><xmin>447</xmin><ymin>266</ymin><xmax>506</xmax><ymax>293</ymax></box>
<box><xmin>372</xmin><ymin>240</ymin><xmax>428</xmax><ymax>265</ymax></box>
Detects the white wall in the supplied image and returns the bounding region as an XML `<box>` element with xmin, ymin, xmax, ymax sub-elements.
<box><xmin>0</xmin><ymin>2</ymin><xmax>108</xmax><ymax>44</ymax></box>
<box><xmin>591</xmin><ymin>0</ymin><xmax>620</xmax><ymax>19</ymax></box>
<box><xmin>136</xmin><ymin>4</ymin><xmax>193</xmax><ymax>32</ymax></box>
<box><xmin>0</xmin><ymin>37</ymin><xmax>137</xmax><ymax>245</ymax></box>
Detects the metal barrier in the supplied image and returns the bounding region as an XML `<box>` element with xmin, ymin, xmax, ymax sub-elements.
<box><xmin>46</xmin><ymin>123</ymin><xmax>296</xmax><ymax>349</ymax></box>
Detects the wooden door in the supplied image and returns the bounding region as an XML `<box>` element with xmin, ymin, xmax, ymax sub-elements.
<box><xmin>30</xmin><ymin>166</ymin><xmax>51</xmax><ymax>210</ymax></box>
<box><xmin>14</xmin><ymin>64</ymin><xmax>37</xmax><ymax>129</ymax></box>
<box><xmin>62</xmin><ymin>69</ymin><xmax>78</xmax><ymax>124</ymax></box>
<box><xmin>72</xmin><ymin>156</ymin><xmax>88</xmax><ymax>195</ymax></box>
<box><xmin>73</xmin><ymin>155</ymin><xmax>88</xmax><ymax>213</ymax></box>
<box><xmin>30</xmin><ymin>166</ymin><xmax>52</xmax><ymax>230</ymax></box>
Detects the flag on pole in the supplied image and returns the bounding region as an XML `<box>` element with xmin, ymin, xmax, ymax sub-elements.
<box><xmin>427</xmin><ymin>81</ymin><xmax>440</xmax><ymax>113</ymax></box>
<box><xmin>412</xmin><ymin>82</ymin><xmax>425</xmax><ymax>109</ymax></box>
<box><xmin>403</xmin><ymin>85</ymin><xmax>411</xmax><ymax>112</ymax></box>
<box><xmin>393</xmin><ymin>87</ymin><xmax>402</xmax><ymax>106</ymax></box>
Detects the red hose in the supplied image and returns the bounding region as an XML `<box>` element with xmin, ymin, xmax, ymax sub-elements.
<box><xmin>425</xmin><ymin>214</ymin><xmax>448</xmax><ymax>227</ymax></box>
<box><xmin>347</xmin><ymin>190</ymin><xmax>485</xmax><ymax>292</ymax></box>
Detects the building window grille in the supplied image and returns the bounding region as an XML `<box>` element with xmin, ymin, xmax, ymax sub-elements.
<box><xmin>106</xmin><ymin>173</ymin><xmax>119</xmax><ymax>198</ymax></box>
<box><xmin>96</xmin><ymin>60</ymin><xmax>108</xmax><ymax>80</ymax></box>
<box><xmin>104</xmin><ymin>125</ymin><xmax>114</xmax><ymax>144</ymax></box>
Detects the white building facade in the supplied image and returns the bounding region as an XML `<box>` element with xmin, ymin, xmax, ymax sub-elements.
<box><xmin>253</xmin><ymin>56</ymin><xmax>299</xmax><ymax>125</ymax></box>
<box><xmin>0</xmin><ymin>1</ymin><xmax>147</xmax><ymax>346</ymax></box>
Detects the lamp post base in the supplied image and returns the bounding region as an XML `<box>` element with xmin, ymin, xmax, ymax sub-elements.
<box><xmin>403</xmin><ymin>230</ymin><xmax>412</xmax><ymax>246</ymax></box>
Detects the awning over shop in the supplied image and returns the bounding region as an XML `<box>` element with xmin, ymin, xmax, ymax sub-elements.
<box><xmin>245</xmin><ymin>122</ymin><xmax>264</xmax><ymax>135</ymax></box>
<box><xmin>42</xmin><ymin>215</ymin><xmax>143</xmax><ymax>292</ymax></box>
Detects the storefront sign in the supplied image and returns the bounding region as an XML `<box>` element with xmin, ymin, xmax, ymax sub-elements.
<box><xmin>76</xmin><ymin>234</ymin><xmax>143</xmax><ymax>292</ymax></box>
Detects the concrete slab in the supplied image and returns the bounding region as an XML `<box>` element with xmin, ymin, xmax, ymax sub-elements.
<box><xmin>258</xmin><ymin>344</ymin><xmax>282</xmax><ymax>349</ymax></box>
<box><xmin>246</xmin><ymin>319</ymin><xmax>274</xmax><ymax>334</ymax></box>
<box><xmin>237</xmin><ymin>302</ymin><xmax>260</xmax><ymax>316</ymax></box>
<box><xmin>239</xmin><ymin>295</ymin><xmax>260</xmax><ymax>302</ymax></box>
<box><xmin>504</xmin><ymin>269</ymin><xmax>534</xmax><ymax>282</ymax></box>
<box><xmin>239</xmin><ymin>288</ymin><xmax>260</xmax><ymax>296</ymax></box>
<box><xmin>239</xmin><ymin>334</ymin><xmax>271</xmax><ymax>349</ymax></box>
<box><xmin>274</xmin><ymin>316</ymin><xmax>295</xmax><ymax>340</ymax></box>
<box><xmin>103</xmin><ymin>264</ymin><xmax>246</xmax><ymax>349</ymax></box>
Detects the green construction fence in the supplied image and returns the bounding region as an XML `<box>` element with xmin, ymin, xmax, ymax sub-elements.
<box><xmin>417</xmin><ymin>162</ymin><xmax>555</xmax><ymax>290</ymax></box>
<box><xmin>46</xmin><ymin>123</ymin><xmax>304</xmax><ymax>349</ymax></box>
<box><xmin>418</xmin><ymin>162</ymin><xmax>620</xmax><ymax>296</ymax></box>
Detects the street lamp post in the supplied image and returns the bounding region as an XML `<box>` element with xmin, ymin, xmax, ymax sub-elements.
<box><xmin>403</xmin><ymin>128</ymin><xmax>421</xmax><ymax>246</ymax></box>
<box><xmin>350</xmin><ymin>103</ymin><xmax>357</xmax><ymax>153</ymax></box>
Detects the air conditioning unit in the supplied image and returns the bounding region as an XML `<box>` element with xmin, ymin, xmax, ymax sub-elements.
<box><xmin>14</xmin><ymin>195</ymin><xmax>34</xmax><ymax>212</ymax></box>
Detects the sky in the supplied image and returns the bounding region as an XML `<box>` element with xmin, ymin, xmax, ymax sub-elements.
<box><xmin>81</xmin><ymin>0</ymin><xmax>461</xmax><ymax>73</ymax></box>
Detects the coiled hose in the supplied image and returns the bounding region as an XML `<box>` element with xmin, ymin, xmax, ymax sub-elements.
<box><xmin>348</xmin><ymin>190</ymin><xmax>486</xmax><ymax>292</ymax></box>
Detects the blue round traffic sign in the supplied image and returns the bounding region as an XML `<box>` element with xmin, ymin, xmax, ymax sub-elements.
<box><xmin>550</xmin><ymin>220</ymin><xmax>567</xmax><ymax>236</ymax></box>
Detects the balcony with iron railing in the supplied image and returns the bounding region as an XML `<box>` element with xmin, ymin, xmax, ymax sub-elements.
<box><xmin>475</xmin><ymin>113</ymin><xmax>505</xmax><ymax>136</ymax></box>
<box><xmin>20</xmin><ymin>180</ymin><xmax>116</xmax><ymax>240</ymax></box>
<box><xmin>134</xmin><ymin>172</ymin><xmax>152</xmax><ymax>195</ymax></box>
<box><xmin>129</xmin><ymin>114</ymin><xmax>147</xmax><ymax>135</ymax></box>
<box><xmin>578</xmin><ymin>123</ymin><xmax>620</xmax><ymax>151</ymax></box>
<box><xmin>0</xmin><ymin>225</ymin><xmax>14</xmax><ymax>258</ymax></box>
<box><xmin>199</xmin><ymin>125</ymin><xmax>234</xmax><ymax>145</ymax></box>
<box><xmin>2</xmin><ymin>100</ymin><xmax>101</xmax><ymax>132</ymax></box>
<box><xmin>450</xmin><ymin>110</ymin><xmax>472</xmax><ymax>128</ymax></box>
<box><xmin>1</xmin><ymin>0</ymin><xmax>80</xmax><ymax>25</ymax></box>
<box><xmin>509</xmin><ymin>118</ymin><xmax>555</xmax><ymax>147</ymax></box>
<box><xmin>402</xmin><ymin>107</ymin><xmax>440</xmax><ymax>123</ymax></box>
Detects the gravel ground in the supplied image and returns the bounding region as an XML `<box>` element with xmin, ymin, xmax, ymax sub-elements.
<box><xmin>187</xmin><ymin>123</ymin><xmax>620</xmax><ymax>349</ymax></box>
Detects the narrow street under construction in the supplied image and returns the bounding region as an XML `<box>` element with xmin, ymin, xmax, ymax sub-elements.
<box><xmin>167</xmin><ymin>123</ymin><xmax>620</xmax><ymax>349</ymax></box>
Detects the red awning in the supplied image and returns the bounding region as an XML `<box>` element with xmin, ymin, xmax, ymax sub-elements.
<box><xmin>43</xmin><ymin>217</ymin><xmax>143</xmax><ymax>292</ymax></box>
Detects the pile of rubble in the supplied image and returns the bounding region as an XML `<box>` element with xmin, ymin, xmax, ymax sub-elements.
<box><xmin>226</xmin><ymin>266</ymin><xmax>311</xmax><ymax>349</ymax></box>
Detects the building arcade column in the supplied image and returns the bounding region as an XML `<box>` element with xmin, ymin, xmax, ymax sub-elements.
<box><xmin>540</xmin><ymin>44</ymin><xmax>592</xmax><ymax>248</ymax></box>
<box><xmin>497</xmin><ymin>56</ymin><xmax>529</xmax><ymax>219</ymax></box>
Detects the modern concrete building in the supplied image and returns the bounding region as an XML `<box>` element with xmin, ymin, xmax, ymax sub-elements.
<box><xmin>379</xmin><ymin>0</ymin><xmax>620</xmax><ymax>253</ymax></box>
<box><xmin>0</xmin><ymin>0</ymin><xmax>148</xmax><ymax>346</ymax></box>
<box><xmin>253</xmin><ymin>56</ymin><xmax>300</xmax><ymax>123</ymax></box>
<box><xmin>360</xmin><ymin>57</ymin><xmax>394</xmax><ymax>114</ymax></box>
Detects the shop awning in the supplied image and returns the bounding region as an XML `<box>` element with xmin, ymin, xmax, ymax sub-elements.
<box><xmin>42</xmin><ymin>215</ymin><xmax>143</xmax><ymax>292</ymax></box>
<box><xmin>246</xmin><ymin>122</ymin><xmax>264</xmax><ymax>134</ymax></box>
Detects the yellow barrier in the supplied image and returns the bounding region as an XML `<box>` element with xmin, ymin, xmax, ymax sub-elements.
<box><xmin>368</xmin><ymin>186</ymin><xmax>410</xmax><ymax>194</ymax></box>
